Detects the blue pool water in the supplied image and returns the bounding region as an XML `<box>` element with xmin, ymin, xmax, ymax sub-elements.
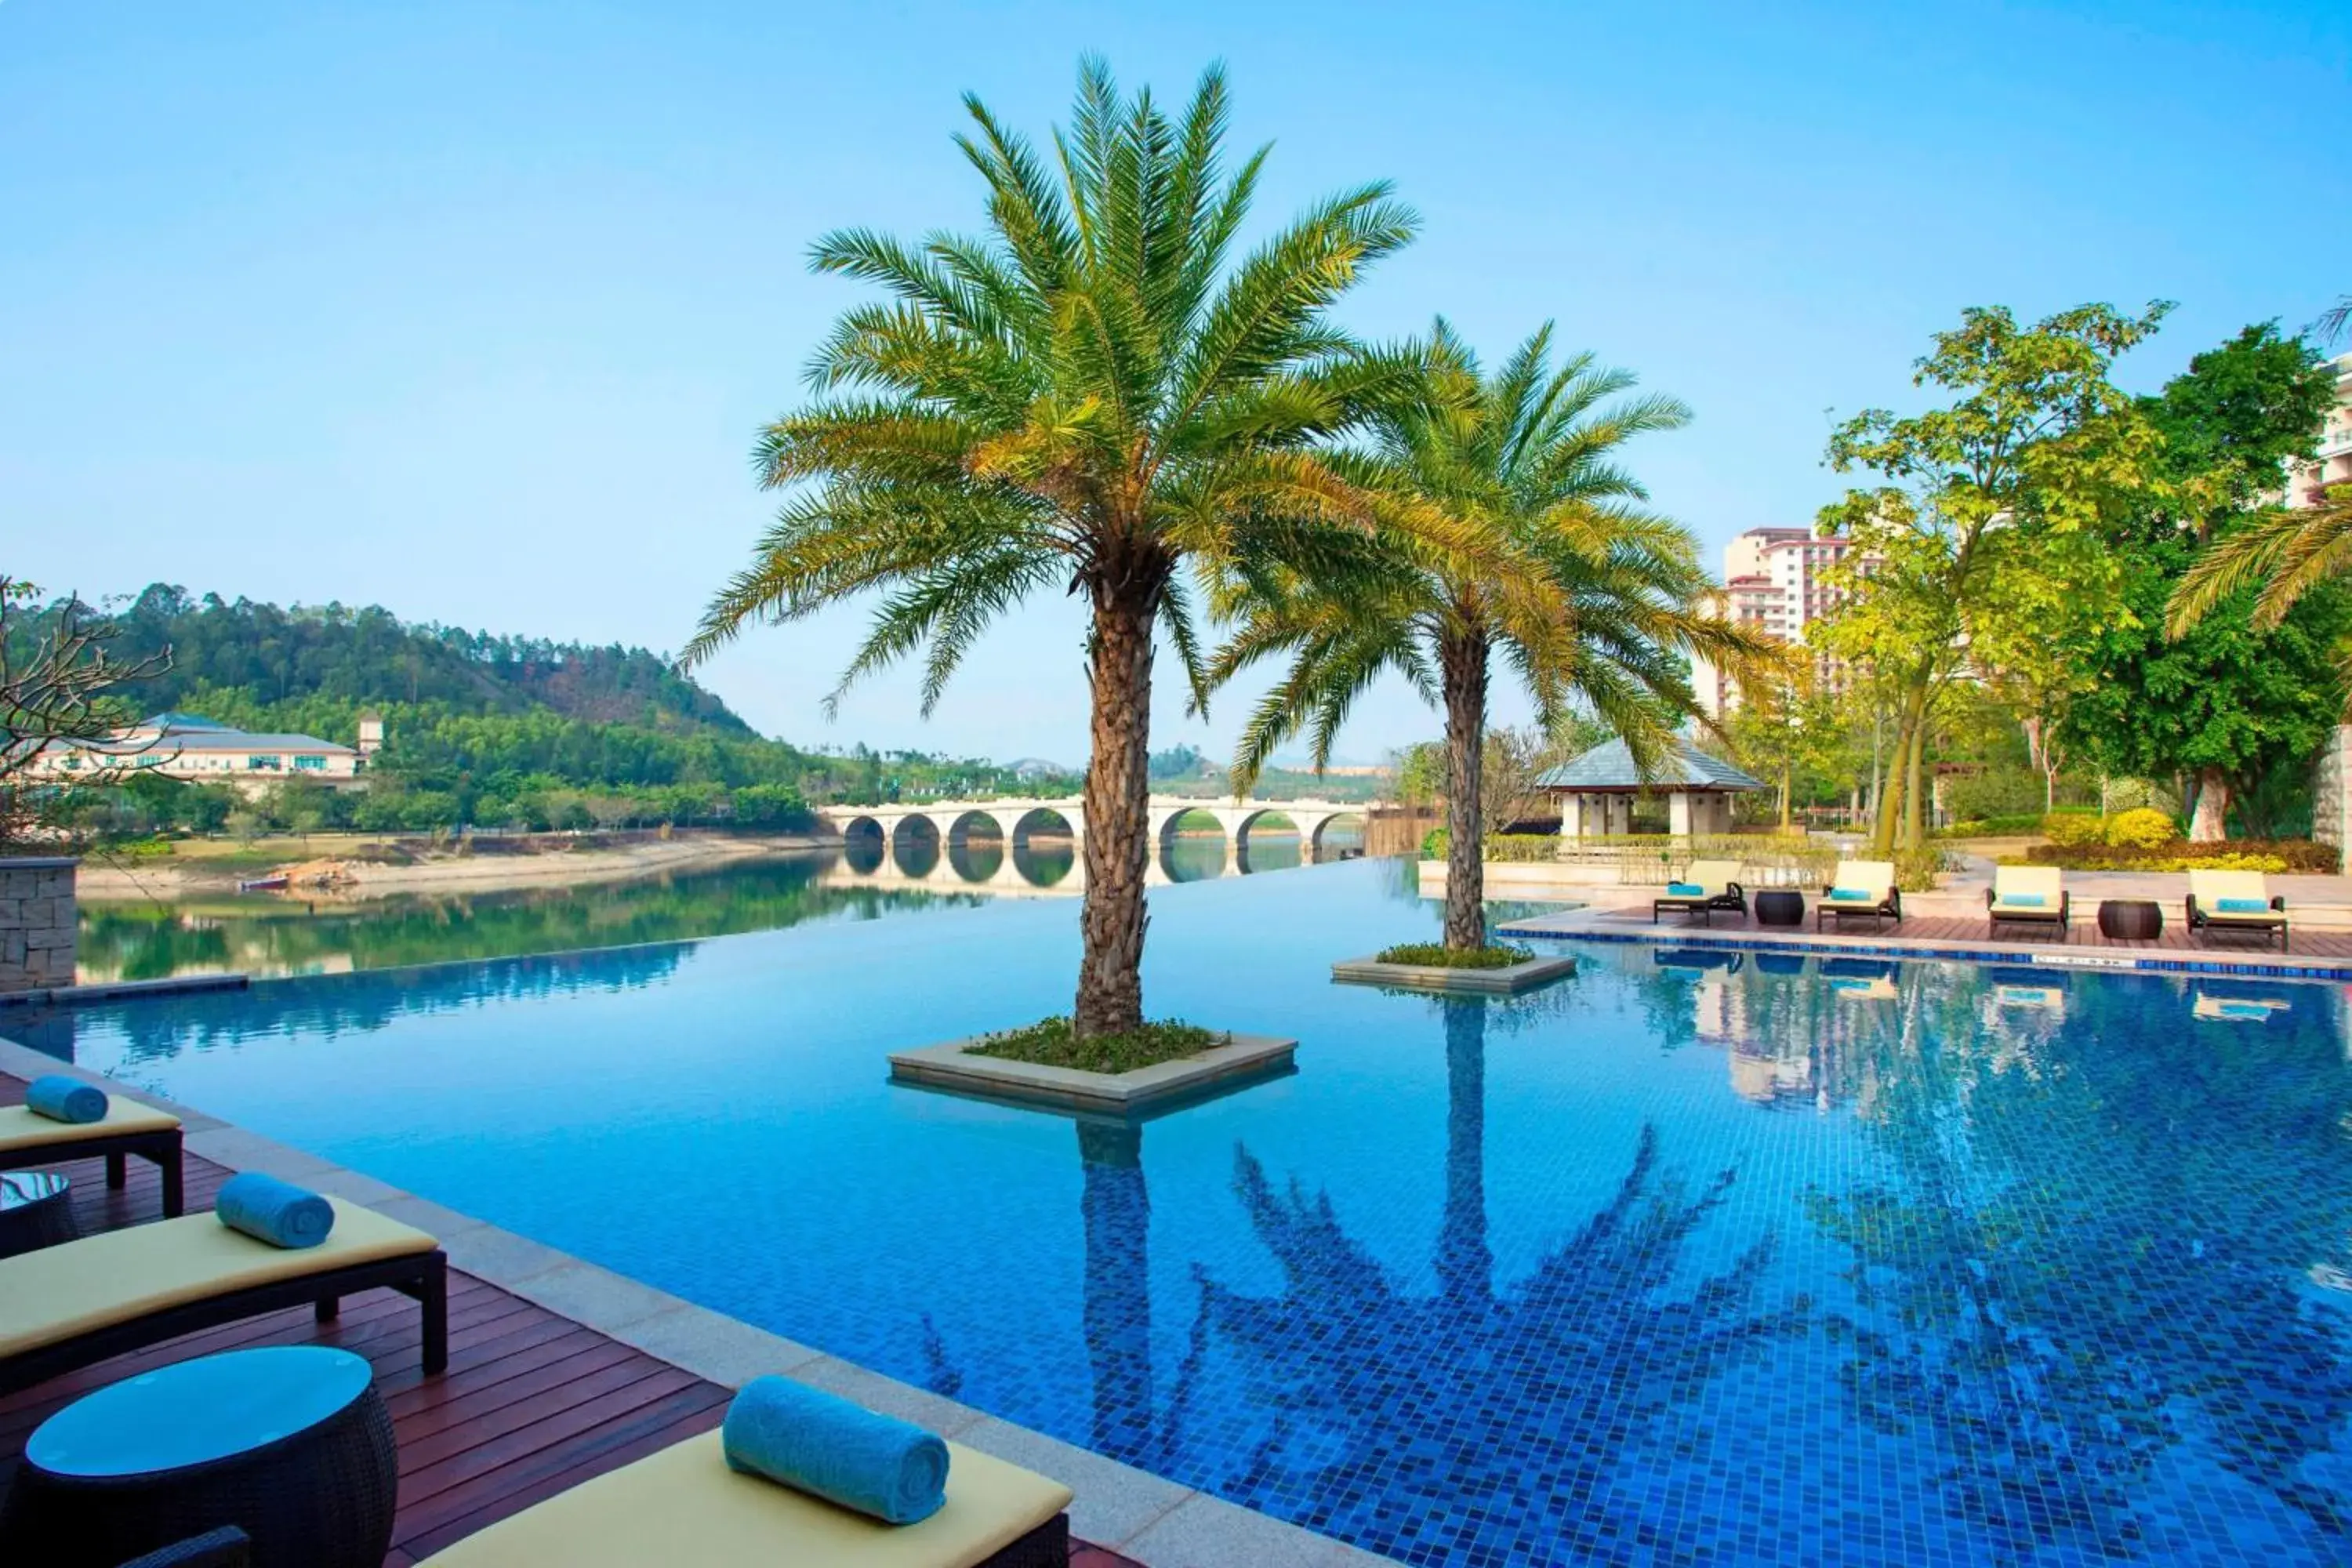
<box><xmin>16</xmin><ymin>859</ymin><xmax>2352</xmax><ymax>1566</ymax></box>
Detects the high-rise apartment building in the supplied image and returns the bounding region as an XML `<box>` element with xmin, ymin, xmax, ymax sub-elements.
<box><xmin>2283</xmin><ymin>350</ymin><xmax>2352</xmax><ymax>508</ymax></box>
<box><xmin>1693</xmin><ymin>527</ymin><xmax>1867</xmax><ymax>717</ymax></box>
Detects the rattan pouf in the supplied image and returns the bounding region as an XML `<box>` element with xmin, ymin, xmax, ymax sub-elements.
<box><xmin>0</xmin><ymin>1345</ymin><xmax>396</xmax><ymax>1568</ymax></box>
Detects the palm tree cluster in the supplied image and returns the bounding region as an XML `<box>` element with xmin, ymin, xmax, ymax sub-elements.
<box><xmin>686</xmin><ymin>60</ymin><xmax>1757</xmax><ymax>1035</ymax></box>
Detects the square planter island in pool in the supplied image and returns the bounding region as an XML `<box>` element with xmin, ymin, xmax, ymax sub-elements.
<box><xmin>1330</xmin><ymin>952</ymin><xmax>1579</xmax><ymax>996</ymax></box>
<box><xmin>887</xmin><ymin>1032</ymin><xmax>1298</xmax><ymax>1118</ymax></box>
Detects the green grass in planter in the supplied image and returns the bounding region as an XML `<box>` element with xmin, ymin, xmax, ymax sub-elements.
<box><xmin>1374</xmin><ymin>942</ymin><xmax>1537</xmax><ymax>970</ymax></box>
<box><xmin>968</xmin><ymin>1016</ymin><xmax>1230</xmax><ymax>1074</ymax></box>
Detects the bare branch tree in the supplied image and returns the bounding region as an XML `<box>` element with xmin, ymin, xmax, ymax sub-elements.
<box><xmin>0</xmin><ymin>579</ymin><xmax>172</xmax><ymax>846</ymax></box>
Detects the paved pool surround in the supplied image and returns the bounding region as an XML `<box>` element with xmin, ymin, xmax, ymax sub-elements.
<box><xmin>0</xmin><ymin>1033</ymin><xmax>1403</xmax><ymax>1568</ymax></box>
<box><xmin>1329</xmin><ymin>952</ymin><xmax>1579</xmax><ymax>995</ymax></box>
<box><xmin>887</xmin><ymin>1031</ymin><xmax>1299</xmax><ymax>1116</ymax></box>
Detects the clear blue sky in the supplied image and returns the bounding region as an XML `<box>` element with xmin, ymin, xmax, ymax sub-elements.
<box><xmin>6</xmin><ymin>2</ymin><xmax>2347</xmax><ymax>765</ymax></box>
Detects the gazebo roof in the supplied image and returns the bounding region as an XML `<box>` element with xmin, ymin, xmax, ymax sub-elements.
<box><xmin>1535</xmin><ymin>737</ymin><xmax>1765</xmax><ymax>793</ymax></box>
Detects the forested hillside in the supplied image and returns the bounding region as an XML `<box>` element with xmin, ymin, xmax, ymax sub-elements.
<box><xmin>100</xmin><ymin>584</ymin><xmax>750</xmax><ymax>732</ymax></box>
<box><xmin>35</xmin><ymin>585</ymin><xmax>1081</xmax><ymax>837</ymax></box>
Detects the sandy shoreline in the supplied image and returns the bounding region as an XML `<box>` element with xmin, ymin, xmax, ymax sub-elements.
<box><xmin>76</xmin><ymin>831</ymin><xmax>839</xmax><ymax>904</ymax></box>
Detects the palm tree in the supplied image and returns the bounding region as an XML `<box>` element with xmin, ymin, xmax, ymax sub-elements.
<box><xmin>1212</xmin><ymin>323</ymin><xmax>1766</xmax><ymax>951</ymax></box>
<box><xmin>681</xmin><ymin>60</ymin><xmax>1421</xmax><ymax>1036</ymax></box>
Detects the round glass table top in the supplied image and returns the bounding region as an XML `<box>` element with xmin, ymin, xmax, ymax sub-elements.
<box><xmin>27</xmin><ymin>1345</ymin><xmax>374</xmax><ymax>1479</ymax></box>
<box><xmin>0</xmin><ymin>1170</ymin><xmax>67</xmax><ymax>1210</ymax></box>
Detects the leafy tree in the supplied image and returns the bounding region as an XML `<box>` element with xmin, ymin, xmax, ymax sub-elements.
<box><xmin>1816</xmin><ymin>303</ymin><xmax>2169</xmax><ymax>851</ymax></box>
<box><xmin>2068</xmin><ymin>325</ymin><xmax>2347</xmax><ymax>837</ymax></box>
<box><xmin>682</xmin><ymin>60</ymin><xmax>1421</xmax><ymax>1036</ymax></box>
<box><xmin>1214</xmin><ymin>323</ymin><xmax>1758</xmax><ymax>949</ymax></box>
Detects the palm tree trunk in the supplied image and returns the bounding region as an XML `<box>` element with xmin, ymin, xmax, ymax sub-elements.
<box><xmin>1074</xmin><ymin>586</ymin><xmax>1156</xmax><ymax>1037</ymax></box>
<box><xmin>1440</xmin><ymin>628</ymin><xmax>1490</xmax><ymax>952</ymax></box>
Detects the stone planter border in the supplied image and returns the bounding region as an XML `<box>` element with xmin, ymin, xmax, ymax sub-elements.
<box><xmin>1330</xmin><ymin>952</ymin><xmax>1579</xmax><ymax>995</ymax></box>
<box><xmin>887</xmin><ymin>1031</ymin><xmax>1298</xmax><ymax>1119</ymax></box>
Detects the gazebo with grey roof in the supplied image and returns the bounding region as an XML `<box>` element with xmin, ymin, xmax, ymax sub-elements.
<box><xmin>1535</xmin><ymin>737</ymin><xmax>1766</xmax><ymax>840</ymax></box>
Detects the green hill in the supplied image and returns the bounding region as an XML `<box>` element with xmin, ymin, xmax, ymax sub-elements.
<box><xmin>103</xmin><ymin>584</ymin><xmax>748</xmax><ymax>733</ymax></box>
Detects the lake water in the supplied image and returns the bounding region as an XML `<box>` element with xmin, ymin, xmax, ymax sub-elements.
<box><xmin>74</xmin><ymin>831</ymin><xmax>1342</xmax><ymax>983</ymax></box>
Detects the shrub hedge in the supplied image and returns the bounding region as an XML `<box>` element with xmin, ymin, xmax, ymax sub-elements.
<box><xmin>2020</xmin><ymin>840</ymin><xmax>2339</xmax><ymax>873</ymax></box>
<box><xmin>2103</xmin><ymin>808</ymin><xmax>2179</xmax><ymax>848</ymax></box>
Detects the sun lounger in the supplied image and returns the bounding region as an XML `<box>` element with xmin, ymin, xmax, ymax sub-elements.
<box><xmin>2186</xmin><ymin>869</ymin><xmax>2288</xmax><ymax>951</ymax></box>
<box><xmin>0</xmin><ymin>1196</ymin><xmax>445</xmax><ymax>1396</ymax></box>
<box><xmin>1816</xmin><ymin>861</ymin><xmax>1901</xmax><ymax>933</ymax></box>
<box><xmin>1987</xmin><ymin>866</ymin><xmax>2069</xmax><ymax>941</ymax></box>
<box><xmin>415</xmin><ymin>1427</ymin><xmax>1076</xmax><ymax>1568</ymax></box>
<box><xmin>0</xmin><ymin>1096</ymin><xmax>184</xmax><ymax>1218</ymax></box>
<box><xmin>1652</xmin><ymin>860</ymin><xmax>1747</xmax><ymax>926</ymax></box>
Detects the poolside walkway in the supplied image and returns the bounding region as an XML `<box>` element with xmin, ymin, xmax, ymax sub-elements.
<box><xmin>0</xmin><ymin>1074</ymin><xmax>1145</xmax><ymax>1568</ymax></box>
<box><xmin>1502</xmin><ymin>898</ymin><xmax>2352</xmax><ymax>974</ymax></box>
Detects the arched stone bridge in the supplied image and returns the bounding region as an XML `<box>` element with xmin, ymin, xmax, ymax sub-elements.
<box><xmin>818</xmin><ymin>796</ymin><xmax>1367</xmax><ymax>884</ymax></box>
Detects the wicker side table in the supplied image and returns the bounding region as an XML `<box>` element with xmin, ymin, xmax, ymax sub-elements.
<box><xmin>0</xmin><ymin>1345</ymin><xmax>396</xmax><ymax>1568</ymax></box>
<box><xmin>1754</xmin><ymin>889</ymin><xmax>1806</xmax><ymax>927</ymax></box>
<box><xmin>2097</xmin><ymin>899</ymin><xmax>2164</xmax><ymax>942</ymax></box>
<box><xmin>0</xmin><ymin>1170</ymin><xmax>78</xmax><ymax>1258</ymax></box>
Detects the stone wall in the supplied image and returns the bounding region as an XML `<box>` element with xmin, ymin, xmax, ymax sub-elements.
<box><xmin>0</xmin><ymin>856</ymin><xmax>76</xmax><ymax>993</ymax></box>
<box><xmin>2315</xmin><ymin>726</ymin><xmax>2352</xmax><ymax>852</ymax></box>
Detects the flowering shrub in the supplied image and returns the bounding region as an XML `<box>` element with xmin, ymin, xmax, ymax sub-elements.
<box><xmin>2041</xmin><ymin>811</ymin><xmax>2106</xmax><ymax>848</ymax></box>
<box><xmin>2103</xmin><ymin>808</ymin><xmax>2178</xmax><ymax>848</ymax></box>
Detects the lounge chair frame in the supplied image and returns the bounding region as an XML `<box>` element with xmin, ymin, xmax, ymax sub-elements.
<box><xmin>1816</xmin><ymin>885</ymin><xmax>1902</xmax><ymax>934</ymax></box>
<box><xmin>0</xmin><ymin>1247</ymin><xmax>447</xmax><ymax>1398</ymax></box>
<box><xmin>2186</xmin><ymin>895</ymin><xmax>2289</xmax><ymax>953</ymax></box>
<box><xmin>0</xmin><ymin>1124</ymin><xmax>184</xmax><ymax>1218</ymax></box>
<box><xmin>1652</xmin><ymin>881</ymin><xmax>1748</xmax><ymax>927</ymax></box>
<box><xmin>1987</xmin><ymin>887</ymin><xmax>2071</xmax><ymax>942</ymax></box>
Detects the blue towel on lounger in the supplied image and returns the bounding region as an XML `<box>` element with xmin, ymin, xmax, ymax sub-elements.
<box><xmin>24</xmin><ymin>1074</ymin><xmax>106</xmax><ymax>1125</ymax></box>
<box><xmin>721</xmin><ymin>1375</ymin><xmax>949</xmax><ymax>1525</ymax></box>
<box><xmin>1830</xmin><ymin>887</ymin><xmax>1871</xmax><ymax>902</ymax></box>
<box><xmin>215</xmin><ymin>1171</ymin><xmax>336</xmax><ymax>1249</ymax></box>
<box><xmin>1665</xmin><ymin>882</ymin><xmax>1705</xmax><ymax>897</ymax></box>
<box><xmin>2004</xmin><ymin>893</ymin><xmax>2045</xmax><ymax>907</ymax></box>
<box><xmin>2216</xmin><ymin>898</ymin><xmax>2269</xmax><ymax>913</ymax></box>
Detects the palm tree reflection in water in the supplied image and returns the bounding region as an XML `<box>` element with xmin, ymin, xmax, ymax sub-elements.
<box><xmin>1178</xmin><ymin>996</ymin><xmax>1808</xmax><ymax>1564</ymax></box>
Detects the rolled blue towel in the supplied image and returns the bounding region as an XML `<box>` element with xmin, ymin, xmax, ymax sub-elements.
<box><xmin>24</xmin><ymin>1075</ymin><xmax>107</xmax><ymax>1125</ymax></box>
<box><xmin>2004</xmin><ymin>893</ymin><xmax>2045</xmax><ymax>907</ymax></box>
<box><xmin>215</xmin><ymin>1171</ymin><xmax>336</xmax><ymax>1249</ymax></box>
<box><xmin>720</xmin><ymin>1375</ymin><xmax>949</xmax><ymax>1525</ymax></box>
<box><xmin>2216</xmin><ymin>897</ymin><xmax>2269</xmax><ymax>913</ymax></box>
<box><xmin>1665</xmin><ymin>882</ymin><xmax>1705</xmax><ymax>897</ymax></box>
<box><xmin>1830</xmin><ymin>886</ymin><xmax>1870</xmax><ymax>902</ymax></box>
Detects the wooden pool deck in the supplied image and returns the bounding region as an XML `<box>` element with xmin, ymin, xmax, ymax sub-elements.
<box><xmin>0</xmin><ymin>1076</ymin><xmax>1142</xmax><ymax>1568</ymax></box>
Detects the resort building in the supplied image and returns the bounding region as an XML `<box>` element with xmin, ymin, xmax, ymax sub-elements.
<box><xmin>1537</xmin><ymin>735</ymin><xmax>1765</xmax><ymax>839</ymax></box>
<box><xmin>31</xmin><ymin>711</ymin><xmax>375</xmax><ymax>793</ymax></box>
<box><xmin>1691</xmin><ymin>526</ymin><xmax>1871</xmax><ymax>717</ymax></box>
<box><xmin>2283</xmin><ymin>350</ymin><xmax>2352</xmax><ymax>508</ymax></box>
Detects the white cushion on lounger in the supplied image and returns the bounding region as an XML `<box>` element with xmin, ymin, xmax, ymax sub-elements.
<box><xmin>417</xmin><ymin>1429</ymin><xmax>1073</xmax><ymax>1568</ymax></box>
<box><xmin>1991</xmin><ymin>866</ymin><xmax>2064</xmax><ymax>915</ymax></box>
<box><xmin>1824</xmin><ymin>861</ymin><xmax>1894</xmax><ymax>903</ymax></box>
<box><xmin>1661</xmin><ymin>860</ymin><xmax>1740</xmax><ymax>899</ymax></box>
<box><xmin>2190</xmin><ymin>869</ymin><xmax>2281</xmax><ymax>920</ymax></box>
<box><xmin>0</xmin><ymin>1098</ymin><xmax>180</xmax><ymax>1154</ymax></box>
<box><xmin>0</xmin><ymin>1198</ymin><xmax>436</xmax><ymax>1359</ymax></box>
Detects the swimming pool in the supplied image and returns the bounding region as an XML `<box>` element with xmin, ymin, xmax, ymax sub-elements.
<box><xmin>16</xmin><ymin>860</ymin><xmax>2352</xmax><ymax>1566</ymax></box>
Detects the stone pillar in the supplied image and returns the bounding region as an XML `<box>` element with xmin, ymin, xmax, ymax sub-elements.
<box><xmin>2315</xmin><ymin>726</ymin><xmax>2352</xmax><ymax>859</ymax></box>
<box><xmin>1668</xmin><ymin>791</ymin><xmax>1695</xmax><ymax>839</ymax></box>
<box><xmin>0</xmin><ymin>856</ymin><xmax>77</xmax><ymax>993</ymax></box>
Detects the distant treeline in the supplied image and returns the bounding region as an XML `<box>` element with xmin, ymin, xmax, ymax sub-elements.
<box><xmin>42</xmin><ymin>585</ymin><xmax>1083</xmax><ymax>838</ymax></box>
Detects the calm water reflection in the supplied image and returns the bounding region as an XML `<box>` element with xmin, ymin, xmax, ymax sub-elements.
<box><xmin>76</xmin><ymin>828</ymin><xmax>1359</xmax><ymax>982</ymax></box>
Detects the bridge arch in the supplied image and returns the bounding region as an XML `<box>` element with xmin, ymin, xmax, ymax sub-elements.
<box><xmin>890</xmin><ymin>814</ymin><xmax>942</xmax><ymax>877</ymax></box>
<box><xmin>946</xmin><ymin>808</ymin><xmax>1007</xmax><ymax>882</ymax></box>
<box><xmin>1309</xmin><ymin>811</ymin><xmax>1367</xmax><ymax>857</ymax></box>
<box><xmin>1010</xmin><ymin>806</ymin><xmax>1076</xmax><ymax>855</ymax></box>
<box><xmin>840</xmin><ymin>814</ymin><xmax>887</xmax><ymax>874</ymax></box>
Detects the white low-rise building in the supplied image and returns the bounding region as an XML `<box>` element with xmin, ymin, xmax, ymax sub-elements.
<box><xmin>34</xmin><ymin>712</ymin><xmax>376</xmax><ymax>793</ymax></box>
